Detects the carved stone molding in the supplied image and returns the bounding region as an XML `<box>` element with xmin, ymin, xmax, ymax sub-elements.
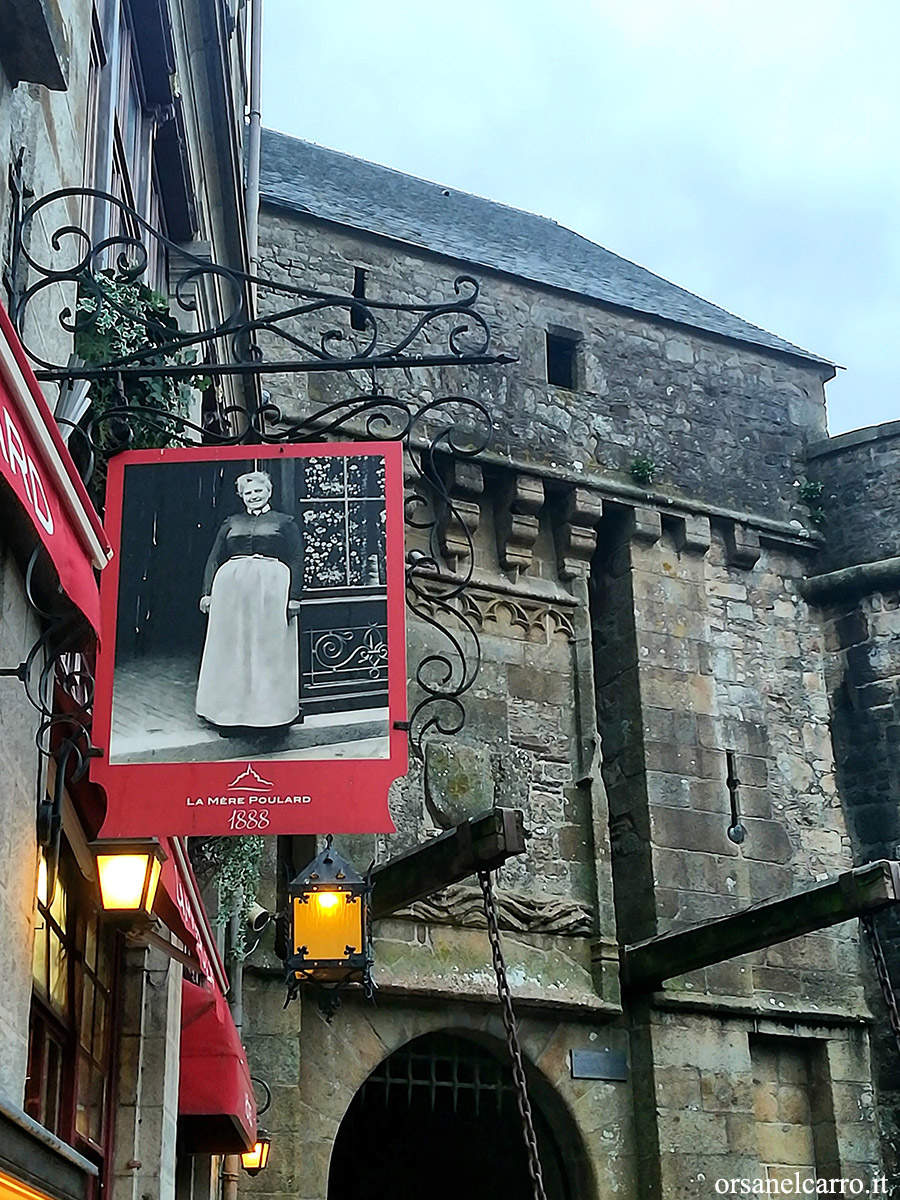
<box><xmin>497</xmin><ymin>474</ymin><xmax>544</xmax><ymax>572</ymax></box>
<box><xmin>557</xmin><ymin>487</ymin><xmax>604</xmax><ymax>579</ymax></box>
<box><xmin>389</xmin><ymin>882</ymin><xmax>594</xmax><ymax>937</ymax></box>
<box><xmin>438</xmin><ymin>460</ymin><xmax>483</xmax><ymax>569</ymax></box>
<box><xmin>416</xmin><ymin>578</ymin><xmax>577</xmax><ymax>644</ymax></box>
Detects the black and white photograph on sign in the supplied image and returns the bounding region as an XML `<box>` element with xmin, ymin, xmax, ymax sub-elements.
<box><xmin>109</xmin><ymin>453</ymin><xmax>389</xmax><ymax>765</ymax></box>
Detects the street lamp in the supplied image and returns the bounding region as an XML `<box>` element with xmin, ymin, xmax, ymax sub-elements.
<box><xmin>285</xmin><ymin>836</ymin><xmax>373</xmax><ymax>1018</ymax></box>
<box><xmin>91</xmin><ymin>839</ymin><xmax>166</xmax><ymax>920</ymax></box>
<box><xmin>241</xmin><ymin>1131</ymin><xmax>271</xmax><ymax>1176</ymax></box>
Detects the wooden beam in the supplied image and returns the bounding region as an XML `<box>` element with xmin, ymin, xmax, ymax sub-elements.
<box><xmin>371</xmin><ymin>808</ymin><xmax>526</xmax><ymax>921</ymax></box>
<box><xmin>622</xmin><ymin>859</ymin><xmax>900</xmax><ymax>992</ymax></box>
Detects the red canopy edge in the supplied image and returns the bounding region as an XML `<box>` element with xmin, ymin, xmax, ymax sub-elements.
<box><xmin>0</xmin><ymin>303</ymin><xmax>111</xmax><ymax>632</ymax></box>
<box><xmin>155</xmin><ymin>837</ymin><xmax>229</xmax><ymax>995</ymax></box>
<box><xmin>178</xmin><ymin>979</ymin><xmax>257</xmax><ymax>1155</ymax></box>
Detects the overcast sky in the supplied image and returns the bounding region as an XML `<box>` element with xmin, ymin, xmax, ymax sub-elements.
<box><xmin>262</xmin><ymin>0</ymin><xmax>899</xmax><ymax>435</ymax></box>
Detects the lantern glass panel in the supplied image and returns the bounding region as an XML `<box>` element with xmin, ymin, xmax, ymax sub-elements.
<box><xmin>292</xmin><ymin>891</ymin><xmax>363</xmax><ymax>961</ymax></box>
<box><xmin>242</xmin><ymin>1138</ymin><xmax>270</xmax><ymax>1172</ymax></box>
<box><xmin>96</xmin><ymin>853</ymin><xmax>151</xmax><ymax>910</ymax></box>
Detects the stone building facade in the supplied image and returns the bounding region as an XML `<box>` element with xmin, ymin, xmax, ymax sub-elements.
<box><xmin>236</xmin><ymin>130</ymin><xmax>888</xmax><ymax>1200</ymax></box>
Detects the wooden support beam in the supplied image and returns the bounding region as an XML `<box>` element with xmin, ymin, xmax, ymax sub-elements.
<box><xmin>622</xmin><ymin>859</ymin><xmax>900</xmax><ymax>992</ymax></box>
<box><xmin>371</xmin><ymin>808</ymin><xmax>526</xmax><ymax>921</ymax></box>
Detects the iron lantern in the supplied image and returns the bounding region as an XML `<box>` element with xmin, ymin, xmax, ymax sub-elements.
<box><xmin>91</xmin><ymin>839</ymin><xmax>166</xmax><ymax>920</ymax></box>
<box><xmin>241</xmin><ymin>1130</ymin><xmax>271</xmax><ymax>1176</ymax></box>
<box><xmin>285</xmin><ymin>836</ymin><xmax>373</xmax><ymax>1017</ymax></box>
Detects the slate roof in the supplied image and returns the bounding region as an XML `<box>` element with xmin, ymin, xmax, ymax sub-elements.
<box><xmin>260</xmin><ymin>129</ymin><xmax>830</xmax><ymax>366</ymax></box>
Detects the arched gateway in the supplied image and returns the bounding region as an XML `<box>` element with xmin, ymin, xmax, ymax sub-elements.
<box><xmin>327</xmin><ymin>1031</ymin><xmax>578</xmax><ymax>1200</ymax></box>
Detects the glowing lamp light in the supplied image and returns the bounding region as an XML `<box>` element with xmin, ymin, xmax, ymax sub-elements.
<box><xmin>241</xmin><ymin>1131</ymin><xmax>271</xmax><ymax>1176</ymax></box>
<box><xmin>91</xmin><ymin>839</ymin><xmax>166</xmax><ymax>919</ymax></box>
<box><xmin>285</xmin><ymin>835</ymin><xmax>373</xmax><ymax>1016</ymax></box>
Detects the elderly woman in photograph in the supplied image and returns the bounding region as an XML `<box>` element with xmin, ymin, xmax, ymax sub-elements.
<box><xmin>196</xmin><ymin>470</ymin><xmax>303</xmax><ymax>731</ymax></box>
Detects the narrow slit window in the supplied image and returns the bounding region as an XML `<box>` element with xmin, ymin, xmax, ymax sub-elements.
<box><xmin>546</xmin><ymin>331</ymin><xmax>579</xmax><ymax>390</ymax></box>
<box><xmin>351</xmin><ymin>267</ymin><xmax>367</xmax><ymax>331</ymax></box>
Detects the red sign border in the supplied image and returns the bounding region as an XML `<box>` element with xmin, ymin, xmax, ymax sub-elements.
<box><xmin>93</xmin><ymin>441</ymin><xmax>405</xmax><ymax>836</ymax></box>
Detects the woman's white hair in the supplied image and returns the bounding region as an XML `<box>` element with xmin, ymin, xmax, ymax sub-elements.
<box><xmin>235</xmin><ymin>470</ymin><xmax>273</xmax><ymax>495</ymax></box>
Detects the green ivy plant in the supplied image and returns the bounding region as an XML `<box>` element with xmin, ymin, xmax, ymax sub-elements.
<box><xmin>190</xmin><ymin>836</ymin><xmax>267</xmax><ymax>960</ymax></box>
<box><xmin>796</xmin><ymin>478</ymin><xmax>826</xmax><ymax>526</ymax></box>
<box><xmin>75</xmin><ymin>274</ymin><xmax>209</xmax><ymax>491</ymax></box>
<box><xmin>630</xmin><ymin>453</ymin><xmax>659</xmax><ymax>486</ymax></box>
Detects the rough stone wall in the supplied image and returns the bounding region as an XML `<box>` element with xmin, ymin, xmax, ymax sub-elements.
<box><xmin>0</xmin><ymin>541</ymin><xmax>42</xmax><ymax>1104</ymax></box>
<box><xmin>259</xmin><ymin>209</ymin><xmax>831</xmax><ymax>527</ymax></box>
<box><xmin>595</xmin><ymin>513</ymin><xmax>862</xmax><ymax>1012</ymax></box>
<box><xmin>808</xmin><ymin>421</ymin><xmax>900</xmax><ymax>573</ymax></box>
<box><xmin>631</xmin><ymin>1011</ymin><xmax>877</xmax><ymax>1200</ymax></box>
<box><xmin>807</xmin><ymin>424</ymin><xmax>900</xmax><ymax>1181</ymax></box>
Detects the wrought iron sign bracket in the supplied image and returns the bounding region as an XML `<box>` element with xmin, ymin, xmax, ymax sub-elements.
<box><xmin>10</xmin><ymin>183</ymin><xmax>515</xmax><ymax>383</ymax></box>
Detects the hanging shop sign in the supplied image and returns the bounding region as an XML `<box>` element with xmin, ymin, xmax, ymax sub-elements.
<box><xmin>0</xmin><ymin>303</ymin><xmax>110</xmax><ymax>630</ymax></box>
<box><xmin>92</xmin><ymin>442</ymin><xmax>406</xmax><ymax>836</ymax></box>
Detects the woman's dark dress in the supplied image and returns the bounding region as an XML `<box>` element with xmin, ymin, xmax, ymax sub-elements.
<box><xmin>195</xmin><ymin>509</ymin><xmax>304</xmax><ymax>728</ymax></box>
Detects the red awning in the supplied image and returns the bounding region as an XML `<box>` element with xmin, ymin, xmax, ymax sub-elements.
<box><xmin>155</xmin><ymin>838</ymin><xmax>227</xmax><ymax>993</ymax></box>
<box><xmin>0</xmin><ymin>303</ymin><xmax>111</xmax><ymax>632</ymax></box>
<box><xmin>178</xmin><ymin>979</ymin><xmax>257</xmax><ymax>1154</ymax></box>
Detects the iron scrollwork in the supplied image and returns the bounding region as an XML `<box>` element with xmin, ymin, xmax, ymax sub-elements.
<box><xmin>10</xmin><ymin>186</ymin><xmax>513</xmax><ymax>380</ymax></box>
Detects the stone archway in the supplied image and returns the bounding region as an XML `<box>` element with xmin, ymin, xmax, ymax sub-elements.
<box><xmin>326</xmin><ymin>1030</ymin><xmax>577</xmax><ymax>1200</ymax></box>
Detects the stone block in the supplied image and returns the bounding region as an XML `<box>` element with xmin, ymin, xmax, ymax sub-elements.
<box><xmin>673</xmin><ymin>514</ymin><xmax>711</xmax><ymax>555</ymax></box>
<box><xmin>725</xmin><ymin>523</ymin><xmax>762</xmax><ymax>568</ymax></box>
<box><xmin>650</xmin><ymin>806</ymin><xmax>739</xmax><ymax>857</ymax></box>
<box><xmin>700</xmin><ymin>1072</ymin><xmax>755</xmax><ymax>1113</ymax></box>
<box><xmin>756</xmin><ymin>1121</ymin><xmax>816</xmax><ymax>1165</ymax></box>
<box><xmin>740</xmin><ymin>818</ymin><xmax>793</xmax><ymax>864</ymax></box>
<box><xmin>627</xmin><ymin>506</ymin><xmax>662</xmax><ymax>545</ymax></box>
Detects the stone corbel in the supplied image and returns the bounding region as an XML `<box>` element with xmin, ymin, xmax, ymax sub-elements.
<box><xmin>557</xmin><ymin>487</ymin><xmax>604</xmax><ymax>579</ymax></box>
<box><xmin>626</xmin><ymin>506</ymin><xmax>662</xmax><ymax>545</ymax></box>
<box><xmin>725</xmin><ymin>521</ymin><xmax>761</xmax><ymax>568</ymax></box>
<box><xmin>673</xmin><ymin>513</ymin><xmax>711</xmax><ymax>555</ymax></box>
<box><xmin>496</xmin><ymin>474</ymin><xmax>544</xmax><ymax>572</ymax></box>
<box><xmin>438</xmin><ymin>461</ymin><xmax>483</xmax><ymax>569</ymax></box>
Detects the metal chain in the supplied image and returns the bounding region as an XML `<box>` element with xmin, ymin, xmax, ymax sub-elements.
<box><xmin>862</xmin><ymin>914</ymin><xmax>900</xmax><ymax>1057</ymax></box>
<box><xmin>478</xmin><ymin>869</ymin><xmax>548</xmax><ymax>1200</ymax></box>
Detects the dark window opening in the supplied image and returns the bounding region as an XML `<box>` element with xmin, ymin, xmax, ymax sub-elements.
<box><xmin>546</xmin><ymin>331</ymin><xmax>579</xmax><ymax>390</ymax></box>
<box><xmin>350</xmin><ymin>267</ymin><xmax>367</xmax><ymax>331</ymax></box>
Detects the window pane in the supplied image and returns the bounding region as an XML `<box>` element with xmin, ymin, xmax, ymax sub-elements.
<box><xmin>85</xmin><ymin>912</ymin><xmax>98</xmax><ymax>973</ymax></box>
<box><xmin>33</xmin><ymin>915</ymin><xmax>48</xmax><ymax>992</ymax></box>
<box><xmin>97</xmin><ymin>925</ymin><xmax>113</xmax><ymax>986</ymax></box>
<box><xmin>49</xmin><ymin>930</ymin><xmax>68</xmax><ymax>1013</ymax></box>
<box><xmin>93</xmin><ymin>991</ymin><xmax>108</xmax><ymax>1064</ymax></box>
<box><xmin>44</xmin><ymin>1035</ymin><xmax>64</xmax><ymax>1135</ymax></box>
<box><xmin>76</xmin><ymin>1055</ymin><xmax>105</xmax><ymax>1144</ymax></box>
<box><xmin>80</xmin><ymin>976</ymin><xmax>95</xmax><ymax>1051</ymax></box>
<box><xmin>50</xmin><ymin>875</ymin><xmax>67</xmax><ymax>930</ymax></box>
